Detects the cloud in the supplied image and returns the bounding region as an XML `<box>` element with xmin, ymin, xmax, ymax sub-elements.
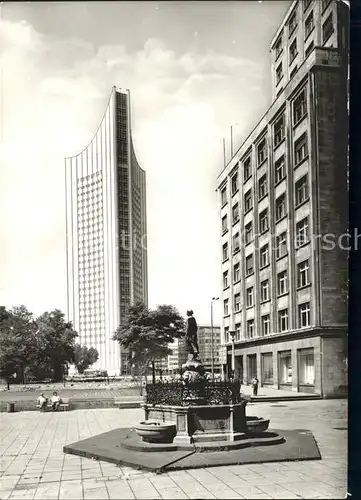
<box><xmin>0</xmin><ymin>17</ymin><xmax>270</xmax><ymax>322</ymax></box>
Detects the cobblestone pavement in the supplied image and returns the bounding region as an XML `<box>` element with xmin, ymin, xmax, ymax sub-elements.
<box><xmin>0</xmin><ymin>400</ymin><xmax>347</xmax><ymax>499</ymax></box>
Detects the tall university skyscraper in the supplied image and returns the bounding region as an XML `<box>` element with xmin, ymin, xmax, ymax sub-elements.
<box><xmin>65</xmin><ymin>87</ymin><xmax>148</xmax><ymax>375</ymax></box>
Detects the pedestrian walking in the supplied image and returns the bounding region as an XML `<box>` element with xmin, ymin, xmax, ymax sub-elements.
<box><xmin>252</xmin><ymin>377</ymin><xmax>259</xmax><ymax>396</ymax></box>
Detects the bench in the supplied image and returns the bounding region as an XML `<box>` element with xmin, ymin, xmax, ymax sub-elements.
<box><xmin>36</xmin><ymin>399</ymin><xmax>69</xmax><ymax>411</ymax></box>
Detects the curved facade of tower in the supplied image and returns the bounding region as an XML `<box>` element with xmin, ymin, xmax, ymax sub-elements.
<box><xmin>65</xmin><ymin>87</ymin><xmax>148</xmax><ymax>375</ymax></box>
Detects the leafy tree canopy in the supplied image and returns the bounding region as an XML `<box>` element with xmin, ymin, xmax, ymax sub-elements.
<box><xmin>113</xmin><ymin>302</ymin><xmax>185</xmax><ymax>373</ymax></box>
<box><xmin>73</xmin><ymin>344</ymin><xmax>99</xmax><ymax>374</ymax></box>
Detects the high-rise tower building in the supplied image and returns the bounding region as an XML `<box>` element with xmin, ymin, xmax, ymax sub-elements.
<box><xmin>65</xmin><ymin>87</ymin><xmax>148</xmax><ymax>375</ymax></box>
<box><xmin>217</xmin><ymin>0</ymin><xmax>348</xmax><ymax>397</ymax></box>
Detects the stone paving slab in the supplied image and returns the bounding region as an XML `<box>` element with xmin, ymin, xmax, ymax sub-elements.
<box><xmin>0</xmin><ymin>400</ymin><xmax>347</xmax><ymax>499</ymax></box>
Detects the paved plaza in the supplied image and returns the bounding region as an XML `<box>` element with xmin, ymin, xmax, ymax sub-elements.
<box><xmin>0</xmin><ymin>400</ymin><xmax>347</xmax><ymax>499</ymax></box>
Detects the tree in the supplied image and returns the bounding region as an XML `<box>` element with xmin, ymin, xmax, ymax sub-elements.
<box><xmin>113</xmin><ymin>302</ymin><xmax>185</xmax><ymax>384</ymax></box>
<box><xmin>33</xmin><ymin>310</ymin><xmax>78</xmax><ymax>381</ymax></box>
<box><xmin>0</xmin><ymin>305</ymin><xmax>38</xmax><ymax>387</ymax></box>
<box><xmin>73</xmin><ymin>344</ymin><xmax>99</xmax><ymax>374</ymax></box>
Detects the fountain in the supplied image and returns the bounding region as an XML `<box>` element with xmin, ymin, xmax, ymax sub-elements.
<box><xmin>63</xmin><ymin>311</ymin><xmax>321</xmax><ymax>472</ymax></box>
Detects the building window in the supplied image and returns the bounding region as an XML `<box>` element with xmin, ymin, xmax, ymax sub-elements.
<box><xmin>298</xmin><ymin>302</ymin><xmax>311</xmax><ymax>328</ymax></box>
<box><xmin>223</xmin><ymin>270</ymin><xmax>229</xmax><ymax>289</ymax></box>
<box><xmin>260</xmin><ymin>244</ymin><xmax>269</xmax><ymax>268</ymax></box>
<box><xmin>243</xmin><ymin>156</ymin><xmax>252</xmax><ymax>181</ymax></box>
<box><xmin>233</xmin><ymin>232</ymin><xmax>240</xmax><ymax>253</ymax></box>
<box><xmin>261</xmin><ymin>315</ymin><xmax>271</xmax><ymax>336</ymax></box>
<box><xmin>305</xmin><ymin>11</ymin><xmax>314</xmax><ymax>39</ymax></box>
<box><xmin>275</xmin><ymin>193</ymin><xmax>286</xmax><ymax>221</ymax></box>
<box><xmin>293</xmin><ymin>89</ymin><xmax>307</xmax><ymax>125</ymax></box>
<box><xmin>274</xmin><ymin>114</ymin><xmax>285</xmax><ymax>148</ymax></box>
<box><xmin>294</xmin><ymin>133</ymin><xmax>308</xmax><ymax>165</ymax></box>
<box><xmin>275</xmin><ymin>156</ymin><xmax>286</xmax><ymax>184</ymax></box>
<box><xmin>222</xmin><ymin>215</ymin><xmax>228</xmax><ymax>234</ymax></box>
<box><xmin>245</xmin><ymin>254</ymin><xmax>254</xmax><ymax>276</ymax></box>
<box><xmin>261</xmin><ymin>352</ymin><xmax>273</xmax><ymax>384</ymax></box>
<box><xmin>277</xmin><ymin>270</ymin><xmax>288</xmax><ymax>296</ymax></box>
<box><xmin>295</xmin><ymin>175</ymin><xmax>309</xmax><ymax>206</ymax></box>
<box><xmin>257</xmin><ymin>137</ymin><xmax>267</xmax><ymax>165</ymax></box>
<box><xmin>224</xmin><ymin>299</ymin><xmax>229</xmax><ymax>316</ymax></box>
<box><xmin>231</xmin><ymin>171</ymin><xmax>239</xmax><ymax>195</ymax></box>
<box><xmin>296</xmin><ymin>217</ymin><xmax>309</xmax><ymax>247</ymax></box>
<box><xmin>246</xmin><ymin>287</ymin><xmax>254</xmax><ymax>308</ymax></box>
<box><xmin>278</xmin><ymin>309</ymin><xmax>289</xmax><ymax>332</ymax></box>
<box><xmin>290</xmin><ymin>66</ymin><xmax>298</xmax><ymax>80</ymax></box>
<box><xmin>234</xmin><ymin>293</ymin><xmax>241</xmax><ymax>313</ymax></box>
<box><xmin>288</xmin><ymin>10</ymin><xmax>297</xmax><ymax>37</ymax></box>
<box><xmin>258</xmin><ymin>174</ymin><xmax>268</xmax><ymax>199</ymax></box>
<box><xmin>221</xmin><ymin>186</ymin><xmax>227</xmax><ymax>206</ymax></box>
<box><xmin>233</xmin><ymin>262</ymin><xmax>240</xmax><ymax>283</ymax></box>
<box><xmin>244</xmin><ymin>189</ymin><xmax>253</xmax><ymax>213</ymax></box>
<box><xmin>276</xmin><ymin>232</ymin><xmax>287</xmax><ymax>259</ymax></box>
<box><xmin>289</xmin><ymin>38</ymin><xmax>298</xmax><ymax>63</ymax></box>
<box><xmin>260</xmin><ymin>280</ymin><xmax>270</xmax><ymax>302</ymax></box>
<box><xmin>322</xmin><ymin>13</ymin><xmax>334</xmax><ymax>44</ymax></box>
<box><xmin>245</xmin><ymin>222</ymin><xmax>253</xmax><ymax>245</ymax></box>
<box><xmin>259</xmin><ymin>209</ymin><xmax>269</xmax><ymax>234</ymax></box>
<box><xmin>276</xmin><ymin>62</ymin><xmax>283</xmax><ymax>85</ymax></box>
<box><xmin>275</xmin><ymin>35</ymin><xmax>283</xmax><ymax>60</ymax></box>
<box><xmin>303</xmin><ymin>0</ymin><xmax>312</xmax><ymax>12</ymax></box>
<box><xmin>232</xmin><ymin>203</ymin><xmax>240</xmax><ymax>224</ymax></box>
<box><xmin>297</xmin><ymin>259</ymin><xmax>310</xmax><ymax>288</ymax></box>
<box><xmin>235</xmin><ymin>322</ymin><xmax>241</xmax><ymax>341</ymax></box>
<box><xmin>279</xmin><ymin>350</ymin><xmax>292</xmax><ymax>384</ymax></box>
<box><xmin>247</xmin><ymin>319</ymin><xmax>255</xmax><ymax>338</ymax></box>
<box><xmin>322</xmin><ymin>0</ymin><xmax>332</xmax><ymax>13</ymax></box>
<box><xmin>222</xmin><ymin>242</ymin><xmax>228</xmax><ymax>261</ymax></box>
<box><xmin>224</xmin><ymin>326</ymin><xmax>229</xmax><ymax>343</ymax></box>
<box><xmin>305</xmin><ymin>41</ymin><xmax>314</xmax><ymax>58</ymax></box>
<box><xmin>298</xmin><ymin>348</ymin><xmax>315</xmax><ymax>385</ymax></box>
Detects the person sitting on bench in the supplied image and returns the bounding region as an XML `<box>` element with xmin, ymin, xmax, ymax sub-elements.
<box><xmin>37</xmin><ymin>393</ymin><xmax>48</xmax><ymax>412</ymax></box>
<box><xmin>51</xmin><ymin>391</ymin><xmax>61</xmax><ymax>411</ymax></box>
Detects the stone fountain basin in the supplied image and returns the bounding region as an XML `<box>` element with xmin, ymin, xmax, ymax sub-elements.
<box><xmin>135</xmin><ymin>421</ymin><xmax>177</xmax><ymax>444</ymax></box>
<box><xmin>246</xmin><ymin>417</ymin><xmax>270</xmax><ymax>432</ymax></box>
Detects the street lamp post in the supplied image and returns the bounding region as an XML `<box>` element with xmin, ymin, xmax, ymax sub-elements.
<box><xmin>210</xmin><ymin>297</ymin><xmax>219</xmax><ymax>379</ymax></box>
<box><xmin>229</xmin><ymin>330</ymin><xmax>236</xmax><ymax>380</ymax></box>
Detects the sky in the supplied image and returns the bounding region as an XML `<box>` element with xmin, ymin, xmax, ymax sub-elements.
<box><xmin>0</xmin><ymin>0</ymin><xmax>290</xmax><ymax>326</ymax></box>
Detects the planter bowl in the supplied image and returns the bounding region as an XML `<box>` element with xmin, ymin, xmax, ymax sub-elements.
<box><xmin>135</xmin><ymin>421</ymin><xmax>177</xmax><ymax>443</ymax></box>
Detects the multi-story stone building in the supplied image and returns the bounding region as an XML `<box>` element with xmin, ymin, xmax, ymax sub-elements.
<box><xmin>217</xmin><ymin>0</ymin><xmax>348</xmax><ymax>397</ymax></box>
<box><xmin>65</xmin><ymin>87</ymin><xmax>148</xmax><ymax>375</ymax></box>
<box><xmin>167</xmin><ymin>325</ymin><xmax>222</xmax><ymax>375</ymax></box>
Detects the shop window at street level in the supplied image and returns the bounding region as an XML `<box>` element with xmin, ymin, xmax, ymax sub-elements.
<box><xmin>298</xmin><ymin>348</ymin><xmax>315</xmax><ymax>385</ymax></box>
<box><xmin>279</xmin><ymin>350</ymin><xmax>292</xmax><ymax>383</ymax></box>
<box><xmin>262</xmin><ymin>353</ymin><xmax>273</xmax><ymax>384</ymax></box>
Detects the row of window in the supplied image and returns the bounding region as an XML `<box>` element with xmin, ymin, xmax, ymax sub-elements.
<box><xmin>223</xmin><ymin>216</ymin><xmax>310</xmax><ymax>264</ymax></box>
<box><xmin>222</xmin><ymin>174</ymin><xmax>309</xmax><ymax>233</ymax></box>
<box><xmin>224</xmin><ymin>259</ymin><xmax>310</xmax><ymax>314</ymax></box>
<box><xmin>221</xmin><ymin>130</ymin><xmax>308</xmax><ymax>205</ymax></box>
<box><xmin>274</xmin><ymin>0</ymin><xmax>334</xmax><ymax>62</ymax></box>
<box><xmin>224</xmin><ymin>258</ymin><xmax>309</xmax><ymax>299</ymax></box>
<box><xmin>224</xmin><ymin>301</ymin><xmax>311</xmax><ymax>341</ymax></box>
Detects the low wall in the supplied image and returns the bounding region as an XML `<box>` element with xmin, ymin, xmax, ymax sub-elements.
<box><xmin>0</xmin><ymin>398</ymin><xmax>143</xmax><ymax>412</ymax></box>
